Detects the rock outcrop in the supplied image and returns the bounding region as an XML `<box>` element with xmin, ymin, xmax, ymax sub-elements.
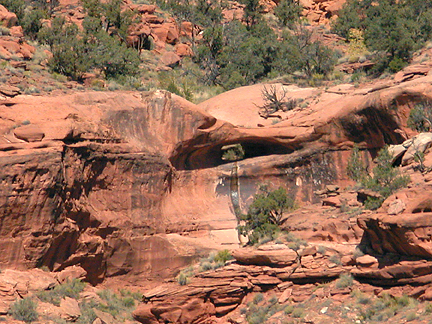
<box><xmin>1</xmin><ymin>71</ymin><xmax>432</xmax><ymax>287</ymax></box>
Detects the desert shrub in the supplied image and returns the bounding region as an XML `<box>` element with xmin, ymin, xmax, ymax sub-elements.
<box><xmin>221</xmin><ymin>144</ymin><xmax>244</xmax><ymax>162</ymax></box>
<box><xmin>273</xmin><ymin>26</ymin><xmax>337</xmax><ymax>80</ymax></box>
<box><xmin>351</xmin><ymin>290</ymin><xmax>370</xmax><ymax>305</ymax></box>
<box><xmin>407</xmin><ymin>100</ymin><xmax>432</xmax><ymax>132</ymax></box>
<box><xmin>284</xmin><ymin>304</ymin><xmax>294</xmax><ymax>314</ymax></box>
<box><xmin>258</xmin><ymin>85</ymin><xmax>296</xmax><ymax>119</ymax></box>
<box><xmin>317</xmin><ymin>245</ymin><xmax>327</xmax><ymax>254</ymax></box>
<box><xmin>253</xmin><ymin>293</ymin><xmax>264</xmax><ymax>305</ymax></box>
<box><xmin>238</xmin><ymin>186</ymin><xmax>296</xmax><ymax>245</ymax></box>
<box><xmin>274</xmin><ymin>0</ymin><xmax>301</xmax><ymax>27</ymax></box>
<box><xmin>245</xmin><ymin>299</ymin><xmax>284</xmax><ymax>324</ymax></box>
<box><xmin>425</xmin><ymin>303</ymin><xmax>432</xmax><ymax>314</ymax></box>
<box><xmin>347</xmin><ymin>146</ymin><xmax>409</xmax><ymax>209</ymax></box>
<box><xmin>359</xmin><ymin>293</ymin><xmax>418</xmax><ymax>321</ymax></box>
<box><xmin>96</xmin><ymin>289</ymin><xmax>137</xmax><ymax>318</ymax></box>
<box><xmin>335</xmin><ymin>273</ymin><xmax>353</xmax><ymax>288</ymax></box>
<box><xmin>177</xmin><ymin>266</ymin><xmax>194</xmax><ymax>285</ymax></box>
<box><xmin>284</xmin><ymin>232</ymin><xmax>307</xmax><ymax>252</ymax></box>
<box><xmin>363</xmin><ymin>146</ymin><xmax>410</xmax><ymax>198</ymax></box>
<box><xmin>199</xmin><ymin>250</ymin><xmax>232</xmax><ymax>272</ymax></box>
<box><xmin>21</xmin><ymin>9</ymin><xmax>46</xmax><ymax>40</ymax></box>
<box><xmin>346</xmin><ymin>145</ymin><xmax>367</xmax><ymax>182</ymax></box>
<box><xmin>37</xmin><ymin>5</ymin><xmax>139</xmax><ymax>81</ymax></box>
<box><xmin>405</xmin><ymin>312</ymin><xmax>417</xmax><ymax>322</ymax></box>
<box><xmin>292</xmin><ymin>307</ymin><xmax>303</xmax><ymax>318</ymax></box>
<box><xmin>329</xmin><ymin>254</ymin><xmax>342</xmax><ymax>265</ymax></box>
<box><xmin>36</xmin><ymin>279</ymin><xmax>86</xmax><ymax>306</ymax></box>
<box><xmin>9</xmin><ymin>298</ymin><xmax>38</xmax><ymax>323</ymax></box>
<box><xmin>214</xmin><ymin>249</ymin><xmax>232</xmax><ymax>264</ymax></box>
<box><xmin>77</xmin><ymin>300</ymin><xmax>97</xmax><ymax>324</ymax></box>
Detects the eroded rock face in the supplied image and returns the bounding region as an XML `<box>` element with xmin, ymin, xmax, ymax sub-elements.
<box><xmin>0</xmin><ymin>73</ymin><xmax>432</xmax><ymax>285</ymax></box>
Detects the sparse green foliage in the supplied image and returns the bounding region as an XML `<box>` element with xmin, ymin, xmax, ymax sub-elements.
<box><xmin>38</xmin><ymin>12</ymin><xmax>140</xmax><ymax>81</ymax></box>
<box><xmin>245</xmin><ymin>296</ymin><xmax>285</xmax><ymax>324</ymax></box>
<box><xmin>177</xmin><ymin>266</ymin><xmax>194</xmax><ymax>285</ymax></box>
<box><xmin>408</xmin><ymin>100</ymin><xmax>432</xmax><ymax>132</ymax></box>
<box><xmin>22</xmin><ymin>9</ymin><xmax>46</xmax><ymax>40</ymax></box>
<box><xmin>359</xmin><ymin>293</ymin><xmax>418</xmax><ymax>322</ymax></box>
<box><xmin>335</xmin><ymin>273</ymin><xmax>354</xmax><ymax>289</ymax></box>
<box><xmin>36</xmin><ymin>279</ymin><xmax>86</xmax><ymax>306</ymax></box>
<box><xmin>240</xmin><ymin>0</ymin><xmax>263</xmax><ymax>28</ymax></box>
<box><xmin>214</xmin><ymin>249</ymin><xmax>232</xmax><ymax>264</ymax></box>
<box><xmin>329</xmin><ymin>254</ymin><xmax>342</xmax><ymax>265</ymax></box>
<box><xmin>274</xmin><ymin>26</ymin><xmax>337</xmax><ymax>79</ymax></box>
<box><xmin>347</xmin><ymin>146</ymin><xmax>409</xmax><ymax>209</ymax></box>
<box><xmin>239</xmin><ymin>186</ymin><xmax>296</xmax><ymax>245</ymax></box>
<box><xmin>274</xmin><ymin>0</ymin><xmax>301</xmax><ymax>27</ymax></box>
<box><xmin>9</xmin><ymin>298</ymin><xmax>38</xmax><ymax>323</ymax></box>
<box><xmin>364</xmin><ymin>146</ymin><xmax>410</xmax><ymax>199</ymax></box>
<box><xmin>347</xmin><ymin>145</ymin><xmax>367</xmax><ymax>182</ymax></box>
<box><xmin>284</xmin><ymin>232</ymin><xmax>307</xmax><ymax>251</ymax></box>
<box><xmin>199</xmin><ymin>250</ymin><xmax>232</xmax><ymax>272</ymax></box>
<box><xmin>96</xmin><ymin>289</ymin><xmax>138</xmax><ymax>318</ymax></box>
<box><xmin>222</xmin><ymin>144</ymin><xmax>245</xmax><ymax>161</ymax></box>
<box><xmin>253</xmin><ymin>293</ymin><xmax>264</xmax><ymax>304</ymax></box>
<box><xmin>258</xmin><ymin>85</ymin><xmax>296</xmax><ymax>119</ymax></box>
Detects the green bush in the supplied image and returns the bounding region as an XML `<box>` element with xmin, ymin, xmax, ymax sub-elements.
<box><xmin>407</xmin><ymin>100</ymin><xmax>432</xmax><ymax>132</ymax></box>
<box><xmin>238</xmin><ymin>186</ymin><xmax>297</xmax><ymax>245</ymax></box>
<box><xmin>36</xmin><ymin>279</ymin><xmax>86</xmax><ymax>306</ymax></box>
<box><xmin>335</xmin><ymin>273</ymin><xmax>354</xmax><ymax>288</ymax></box>
<box><xmin>332</xmin><ymin>0</ymin><xmax>432</xmax><ymax>73</ymax></box>
<box><xmin>284</xmin><ymin>304</ymin><xmax>294</xmax><ymax>314</ymax></box>
<box><xmin>37</xmin><ymin>3</ymin><xmax>139</xmax><ymax>81</ymax></box>
<box><xmin>274</xmin><ymin>0</ymin><xmax>301</xmax><ymax>27</ymax></box>
<box><xmin>9</xmin><ymin>298</ymin><xmax>38</xmax><ymax>323</ymax></box>
<box><xmin>213</xmin><ymin>249</ymin><xmax>232</xmax><ymax>263</ymax></box>
<box><xmin>347</xmin><ymin>146</ymin><xmax>409</xmax><ymax>209</ymax></box>
<box><xmin>347</xmin><ymin>145</ymin><xmax>367</xmax><ymax>182</ymax></box>
<box><xmin>253</xmin><ymin>293</ymin><xmax>264</xmax><ymax>305</ymax></box>
<box><xmin>176</xmin><ymin>266</ymin><xmax>194</xmax><ymax>285</ymax></box>
<box><xmin>96</xmin><ymin>289</ymin><xmax>137</xmax><ymax>318</ymax></box>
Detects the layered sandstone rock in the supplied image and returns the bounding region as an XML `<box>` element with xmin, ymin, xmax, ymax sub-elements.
<box><xmin>0</xmin><ymin>72</ymin><xmax>432</xmax><ymax>286</ymax></box>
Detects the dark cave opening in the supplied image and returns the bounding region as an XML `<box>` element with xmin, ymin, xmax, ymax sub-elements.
<box><xmin>171</xmin><ymin>139</ymin><xmax>294</xmax><ymax>170</ymax></box>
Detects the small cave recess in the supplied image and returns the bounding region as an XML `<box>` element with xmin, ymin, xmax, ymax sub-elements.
<box><xmin>170</xmin><ymin>139</ymin><xmax>295</xmax><ymax>170</ymax></box>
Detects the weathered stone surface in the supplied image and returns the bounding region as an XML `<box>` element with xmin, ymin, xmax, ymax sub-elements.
<box><xmin>358</xmin><ymin>212</ymin><xmax>432</xmax><ymax>258</ymax></box>
<box><xmin>232</xmin><ymin>248</ymin><xmax>298</xmax><ymax>267</ymax></box>
<box><xmin>60</xmin><ymin>297</ymin><xmax>81</xmax><ymax>321</ymax></box>
<box><xmin>0</xmin><ymin>84</ymin><xmax>20</xmax><ymax>97</ymax></box>
<box><xmin>387</xmin><ymin>199</ymin><xmax>406</xmax><ymax>215</ymax></box>
<box><xmin>13</xmin><ymin>125</ymin><xmax>45</xmax><ymax>142</ymax></box>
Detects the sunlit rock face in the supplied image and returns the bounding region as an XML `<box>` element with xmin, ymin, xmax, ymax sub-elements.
<box><xmin>0</xmin><ymin>73</ymin><xmax>430</xmax><ymax>283</ymax></box>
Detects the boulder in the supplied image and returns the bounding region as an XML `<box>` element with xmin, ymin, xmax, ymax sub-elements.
<box><xmin>175</xmin><ymin>43</ymin><xmax>193</xmax><ymax>57</ymax></box>
<box><xmin>0</xmin><ymin>84</ymin><xmax>20</xmax><ymax>97</ymax></box>
<box><xmin>387</xmin><ymin>199</ymin><xmax>406</xmax><ymax>215</ymax></box>
<box><xmin>56</xmin><ymin>266</ymin><xmax>87</xmax><ymax>284</ymax></box>
<box><xmin>14</xmin><ymin>125</ymin><xmax>45</xmax><ymax>142</ymax></box>
<box><xmin>402</xmin><ymin>133</ymin><xmax>432</xmax><ymax>165</ymax></box>
<box><xmin>60</xmin><ymin>297</ymin><xmax>81</xmax><ymax>321</ymax></box>
<box><xmin>159</xmin><ymin>51</ymin><xmax>181</xmax><ymax>67</ymax></box>
<box><xmin>0</xmin><ymin>5</ymin><xmax>17</xmax><ymax>27</ymax></box>
<box><xmin>358</xmin><ymin>213</ymin><xmax>432</xmax><ymax>258</ymax></box>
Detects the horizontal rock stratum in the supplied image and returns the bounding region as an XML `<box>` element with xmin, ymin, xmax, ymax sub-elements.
<box><xmin>0</xmin><ymin>73</ymin><xmax>431</xmax><ymax>295</ymax></box>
